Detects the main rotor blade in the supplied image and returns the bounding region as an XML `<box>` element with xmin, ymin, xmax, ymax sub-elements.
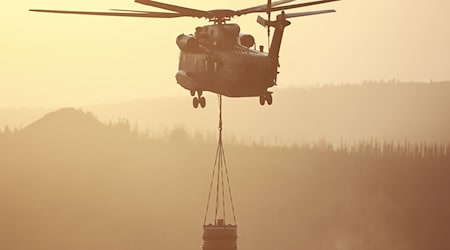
<box><xmin>135</xmin><ymin>0</ymin><xmax>210</xmax><ymax>18</ymax></box>
<box><xmin>110</xmin><ymin>8</ymin><xmax>160</xmax><ymax>13</ymax></box>
<box><xmin>240</xmin><ymin>0</ymin><xmax>339</xmax><ymax>15</ymax></box>
<box><xmin>271</xmin><ymin>0</ymin><xmax>339</xmax><ymax>12</ymax></box>
<box><xmin>238</xmin><ymin>0</ymin><xmax>298</xmax><ymax>14</ymax></box>
<box><xmin>284</xmin><ymin>9</ymin><xmax>335</xmax><ymax>18</ymax></box>
<box><xmin>29</xmin><ymin>9</ymin><xmax>187</xmax><ymax>18</ymax></box>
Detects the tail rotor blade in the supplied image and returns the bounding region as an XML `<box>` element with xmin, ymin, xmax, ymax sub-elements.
<box><xmin>257</xmin><ymin>15</ymin><xmax>269</xmax><ymax>27</ymax></box>
<box><xmin>267</xmin><ymin>0</ymin><xmax>272</xmax><ymax>47</ymax></box>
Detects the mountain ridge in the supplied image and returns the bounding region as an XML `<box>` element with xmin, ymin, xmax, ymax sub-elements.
<box><xmin>2</xmin><ymin>82</ymin><xmax>450</xmax><ymax>144</ymax></box>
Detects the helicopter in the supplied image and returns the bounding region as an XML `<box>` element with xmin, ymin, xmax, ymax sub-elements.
<box><xmin>30</xmin><ymin>0</ymin><xmax>338</xmax><ymax>108</ymax></box>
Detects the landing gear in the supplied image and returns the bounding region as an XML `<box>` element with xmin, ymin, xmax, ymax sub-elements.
<box><xmin>199</xmin><ymin>96</ymin><xmax>206</xmax><ymax>108</ymax></box>
<box><xmin>192</xmin><ymin>90</ymin><xmax>206</xmax><ymax>109</ymax></box>
<box><xmin>259</xmin><ymin>95</ymin><xmax>265</xmax><ymax>105</ymax></box>
<box><xmin>266</xmin><ymin>94</ymin><xmax>273</xmax><ymax>105</ymax></box>
<box><xmin>259</xmin><ymin>93</ymin><xmax>273</xmax><ymax>106</ymax></box>
<box><xmin>193</xmin><ymin>97</ymin><xmax>200</xmax><ymax>108</ymax></box>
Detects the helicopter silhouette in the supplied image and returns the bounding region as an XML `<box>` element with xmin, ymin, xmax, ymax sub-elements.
<box><xmin>30</xmin><ymin>0</ymin><xmax>338</xmax><ymax>108</ymax></box>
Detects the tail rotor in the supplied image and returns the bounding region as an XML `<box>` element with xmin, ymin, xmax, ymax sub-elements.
<box><xmin>266</xmin><ymin>0</ymin><xmax>272</xmax><ymax>48</ymax></box>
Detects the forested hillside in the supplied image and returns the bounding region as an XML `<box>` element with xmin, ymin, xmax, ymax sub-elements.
<box><xmin>1</xmin><ymin>108</ymin><xmax>449</xmax><ymax>250</ymax></box>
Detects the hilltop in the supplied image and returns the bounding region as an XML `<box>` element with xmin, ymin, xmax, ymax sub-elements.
<box><xmin>18</xmin><ymin>108</ymin><xmax>104</xmax><ymax>141</ymax></box>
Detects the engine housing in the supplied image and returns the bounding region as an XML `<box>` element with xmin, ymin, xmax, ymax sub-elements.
<box><xmin>176</xmin><ymin>34</ymin><xmax>199</xmax><ymax>52</ymax></box>
<box><xmin>239</xmin><ymin>34</ymin><xmax>255</xmax><ymax>48</ymax></box>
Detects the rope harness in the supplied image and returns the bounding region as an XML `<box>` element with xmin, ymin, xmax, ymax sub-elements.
<box><xmin>203</xmin><ymin>95</ymin><xmax>237</xmax><ymax>226</ymax></box>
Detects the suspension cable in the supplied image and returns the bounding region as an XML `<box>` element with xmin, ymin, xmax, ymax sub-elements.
<box><xmin>203</xmin><ymin>95</ymin><xmax>237</xmax><ymax>226</ymax></box>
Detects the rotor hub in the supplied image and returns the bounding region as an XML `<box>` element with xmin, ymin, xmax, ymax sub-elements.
<box><xmin>207</xmin><ymin>9</ymin><xmax>236</xmax><ymax>24</ymax></box>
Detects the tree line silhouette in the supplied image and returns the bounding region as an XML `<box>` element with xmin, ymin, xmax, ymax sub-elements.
<box><xmin>3</xmin><ymin>121</ymin><xmax>448</xmax><ymax>159</ymax></box>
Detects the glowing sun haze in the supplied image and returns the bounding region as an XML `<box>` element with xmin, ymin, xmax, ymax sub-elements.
<box><xmin>1</xmin><ymin>0</ymin><xmax>449</xmax><ymax>107</ymax></box>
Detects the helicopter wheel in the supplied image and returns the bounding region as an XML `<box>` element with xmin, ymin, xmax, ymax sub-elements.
<box><xmin>266</xmin><ymin>94</ymin><xmax>273</xmax><ymax>105</ymax></box>
<box><xmin>259</xmin><ymin>95</ymin><xmax>266</xmax><ymax>106</ymax></box>
<box><xmin>199</xmin><ymin>96</ymin><xmax>206</xmax><ymax>108</ymax></box>
<box><xmin>193</xmin><ymin>97</ymin><xmax>200</xmax><ymax>109</ymax></box>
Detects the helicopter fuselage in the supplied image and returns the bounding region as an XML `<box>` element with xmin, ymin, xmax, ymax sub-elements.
<box><xmin>175</xmin><ymin>23</ymin><xmax>276</xmax><ymax>99</ymax></box>
<box><xmin>29</xmin><ymin>0</ymin><xmax>338</xmax><ymax>108</ymax></box>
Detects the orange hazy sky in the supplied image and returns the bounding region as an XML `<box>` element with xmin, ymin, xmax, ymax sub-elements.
<box><xmin>1</xmin><ymin>0</ymin><xmax>449</xmax><ymax>107</ymax></box>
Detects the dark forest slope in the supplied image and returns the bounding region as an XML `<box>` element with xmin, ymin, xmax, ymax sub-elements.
<box><xmin>0</xmin><ymin>108</ymin><xmax>449</xmax><ymax>250</ymax></box>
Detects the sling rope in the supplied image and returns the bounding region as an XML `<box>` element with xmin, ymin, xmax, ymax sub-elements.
<box><xmin>203</xmin><ymin>95</ymin><xmax>237</xmax><ymax>226</ymax></box>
